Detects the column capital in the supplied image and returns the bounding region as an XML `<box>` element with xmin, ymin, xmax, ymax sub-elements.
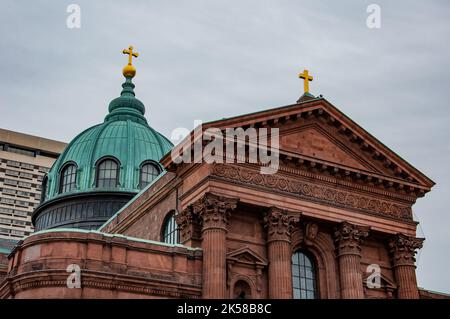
<box><xmin>176</xmin><ymin>207</ymin><xmax>200</xmax><ymax>244</ymax></box>
<box><xmin>334</xmin><ymin>221</ymin><xmax>369</xmax><ymax>256</ymax></box>
<box><xmin>264</xmin><ymin>207</ymin><xmax>299</xmax><ymax>243</ymax></box>
<box><xmin>389</xmin><ymin>233</ymin><xmax>424</xmax><ymax>267</ymax></box>
<box><xmin>192</xmin><ymin>192</ymin><xmax>238</xmax><ymax>231</ymax></box>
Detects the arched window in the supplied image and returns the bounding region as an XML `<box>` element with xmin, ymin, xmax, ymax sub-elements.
<box><xmin>140</xmin><ymin>162</ymin><xmax>160</xmax><ymax>188</ymax></box>
<box><xmin>162</xmin><ymin>211</ymin><xmax>179</xmax><ymax>244</ymax></box>
<box><xmin>40</xmin><ymin>175</ymin><xmax>48</xmax><ymax>202</ymax></box>
<box><xmin>292</xmin><ymin>251</ymin><xmax>317</xmax><ymax>299</ymax></box>
<box><xmin>96</xmin><ymin>158</ymin><xmax>119</xmax><ymax>188</ymax></box>
<box><xmin>59</xmin><ymin>163</ymin><xmax>77</xmax><ymax>193</ymax></box>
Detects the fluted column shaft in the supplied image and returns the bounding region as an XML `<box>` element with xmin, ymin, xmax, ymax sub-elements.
<box><xmin>389</xmin><ymin>234</ymin><xmax>424</xmax><ymax>299</ymax></box>
<box><xmin>202</xmin><ymin>227</ymin><xmax>227</xmax><ymax>298</ymax></box>
<box><xmin>192</xmin><ymin>193</ymin><xmax>237</xmax><ymax>299</ymax></box>
<box><xmin>334</xmin><ymin>222</ymin><xmax>369</xmax><ymax>299</ymax></box>
<box><xmin>264</xmin><ymin>208</ymin><xmax>298</xmax><ymax>299</ymax></box>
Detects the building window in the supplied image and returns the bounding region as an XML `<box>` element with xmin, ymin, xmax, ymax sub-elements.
<box><xmin>10</xmin><ymin>229</ymin><xmax>25</xmax><ymax>237</ymax></box>
<box><xmin>18</xmin><ymin>181</ymin><xmax>32</xmax><ymax>189</ymax></box>
<box><xmin>3</xmin><ymin>188</ymin><xmax>16</xmax><ymax>196</ymax></box>
<box><xmin>13</xmin><ymin>210</ymin><xmax>28</xmax><ymax>217</ymax></box>
<box><xmin>6</xmin><ymin>160</ymin><xmax>20</xmax><ymax>168</ymax></box>
<box><xmin>140</xmin><ymin>161</ymin><xmax>160</xmax><ymax>188</ymax></box>
<box><xmin>20</xmin><ymin>163</ymin><xmax>35</xmax><ymax>170</ymax></box>
<box><xmin>40</xmin><ymin>175</ymin><xmax>48</xmax><ymax>202</ymax></box>
<box><xmin>59</xmin><ymin>163</ymin><xmax>77</xmax><ymax>193</ymax></box>
<box><xmin>5</xmin><ymin>169</ymin><xmax>19</xmax><ymax>177</ymax></box>
<box><xmin>96</xmin><ymin>158</ymin><xmax>120</xmax><ymax>188</ymax></box>
<box><xmin>292</xmin><ymin>251</ymin><xmax>317</xmax><ymax>299</ymax></box>
<box><xmin>7</xmin><ymin>146</ymin><xmax>35</xmax><ymax>157</ymax></box>
<box><xmin>0</xmin><ymin>208</ymin><xmax>13</xmax><ymax>215</ymax></box>
<box><xmin>162</xmin><ymin>211</ymin><xmax>179</xmax><ymax>244</ymax></box>
<box><xmin>0</xmin><ymin>198</ymin><xmax>15</xmax><ymax>205</ymax></box>
<box><xmin>4</xmin><ymin>179</ymin><xmax>18</xmax><ymax>186</ymax></box>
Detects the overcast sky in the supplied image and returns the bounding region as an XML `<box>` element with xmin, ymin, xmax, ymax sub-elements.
<box><xmin>1</xmin><ymin>0</ymin><xmax>449</xmax><ymax>294</ymax></box>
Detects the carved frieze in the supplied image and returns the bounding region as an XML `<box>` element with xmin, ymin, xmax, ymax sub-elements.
<box><xmin>212</xmin><ymin>164</ymin><xmax>412</xmax><ymax>221</ymax></box>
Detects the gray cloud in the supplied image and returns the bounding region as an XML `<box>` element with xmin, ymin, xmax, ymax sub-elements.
<box><xmin>0</xmin><ymin>0</ymin><xmax>449</xmax><ymax>293</ymax></box>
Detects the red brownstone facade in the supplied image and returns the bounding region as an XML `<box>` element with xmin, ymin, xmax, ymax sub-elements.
<box><xmin>0</xmin><ymin>95</ymin><xmax>443</xmax><ymax>299</ymax></box>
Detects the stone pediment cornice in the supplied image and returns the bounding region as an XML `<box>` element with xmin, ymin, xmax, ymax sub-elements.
<box><xmin>276</xmin><ymin>149</ymin><xmax>428</xmax><ymax>198</ymax></box>
<box><xmin>226</xmin><ymin>246</ymin><xmax>268</xmax><ymax>267</ymax></box>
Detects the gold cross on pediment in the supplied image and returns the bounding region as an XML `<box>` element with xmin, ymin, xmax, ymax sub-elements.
<box><xmin>299</xmin><ymin>69</ymin><xmax>313</xmax><ymax>94</ymax></box>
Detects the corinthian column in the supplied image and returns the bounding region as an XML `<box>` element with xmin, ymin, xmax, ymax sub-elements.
<box><xmin>176</xmin><ymin>207</ymin><xmax>200</xmax><ymax>246</ymax></box>
<box><xmin>192</xmin><ymin>192</ymin><xmax>238</xmax><ymax>299</ymax></box>
<box><xmin>389</xmin><ymin>234</ymin><xmax>424</xmax><ymax>299</ymax></box>
<box><xmin>264</xmin><ymin>207</ymin><xmax>298</xmax><ymax>299</ymax></box>
<box><xmin>334</xmin><ymin>222</ymin><xmax>369</xmax><ymax>299</ymax></box>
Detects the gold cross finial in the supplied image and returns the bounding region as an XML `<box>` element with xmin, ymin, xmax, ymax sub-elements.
<box><xmin>299</xmin><ymin>69</ymin><xmax>313</xmax><ymax>94</ymax></box>
<box><xmin>122</xmin><ymin>45</ymin><xmax>139</xmax><ymax>78</ymax></box>
<box><xmin>123</xmin><ymin>45</ymin><xmax>139</xmax><ymax>65</ymax></box>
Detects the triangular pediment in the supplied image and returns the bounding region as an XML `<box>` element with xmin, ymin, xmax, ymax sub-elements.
<box><xmin>163</xmin><ymin>96</ymin><xmax>434</xmax><ymax>193</ymax></box>
<box><xmin>227</xmin><ymin>247</ymin><xmax>267</xmax><ymax>267</ymax></box>
<box><xmin>279</xmin><ymin>124</ymin><xmax>378</xmax><ymax>172</ymax></box>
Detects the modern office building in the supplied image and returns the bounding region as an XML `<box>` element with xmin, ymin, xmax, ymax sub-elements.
<box><xmin>0</xmin><ymin>128</ymin><xmax>66</xmax><ymax>241</ymax></box>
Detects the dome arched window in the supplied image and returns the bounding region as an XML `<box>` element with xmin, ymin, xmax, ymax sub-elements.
<box><xmin>96</xmin><ymin>158</ymin><xmax>120</xmax><ymax>188</ymax></box>
<box><xmin>161</xmin><ymin>211</ymin><xmax>179</xmax><ymax>244</ymax></box>
<box><xmin>292</xmin><ymin>251</ymin><xmax>318</xmax><ymax>299</ymax></box>
<box><xmin>59</xmin><ymin>163</ymin><xmax>77</xmax><ymax>194</ymax></box>
<box><xmin>40</xmin><ymin>175</ymin><xmax>48</xmax><ymax>202</ymax></box>
<box><xmin>140</xmin><ymin>161</ymin><xmax>160</xmax><ymax>189</ymax></box>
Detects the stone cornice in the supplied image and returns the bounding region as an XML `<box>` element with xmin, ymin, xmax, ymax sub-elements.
<box><xmin>13</xmin><ymin>230</ymin><xmax>203</xmax><ymax>260</ymax></box>
<box><xmin>0</xmin><ymin>269</ymin><xmax>202</xmax><ymax>299</ymax></box>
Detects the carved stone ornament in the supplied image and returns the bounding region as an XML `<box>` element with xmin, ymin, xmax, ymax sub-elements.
<box><xmin>175</xmin><ymin>207</ymin><xmax>200</xmax><ymax>243</ymax></box>
<box><xmin>304</xmin><ymin>222</ymin><xmax>319</xmax><ymax>246</ymax></box>
<box><xmin>389</xmin><ymin>233</ymin><xmax>424</xmax><ymax>267</ymax></box>
<box><xmin>263</xmin><ymin>207</ymin><xmax>299</xmax><ymax>243</ymax></box>
<box><xmin>212</xmin><ymin>164</ymin><xmax>413</xmax><ymax>221</ymax></box>
<box><xmin>334</xmin><ymin>221</ymin><xmax>369</xmax><ymax>256</ymax></box>
<box><xmin>191</xmin><ymin>192</ymin><xmax>238</xmax><ymax>231</ymax></box>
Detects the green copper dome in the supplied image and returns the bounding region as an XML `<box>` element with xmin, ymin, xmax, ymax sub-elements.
<box><xmin>43</xmin><ymin>78</ymin><xmax>172</xmax><ymax>201</ymax></box>
<box><xmin>33</xmin><ymin>72</ymin><xmax>173</xmax><ymax>231</ymax></box>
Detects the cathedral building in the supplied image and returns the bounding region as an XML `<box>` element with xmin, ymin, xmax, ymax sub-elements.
<box><xmin>0</xmin><ymin>47</ymin><xmax>444</xmax><ymax>299</ymax></box>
